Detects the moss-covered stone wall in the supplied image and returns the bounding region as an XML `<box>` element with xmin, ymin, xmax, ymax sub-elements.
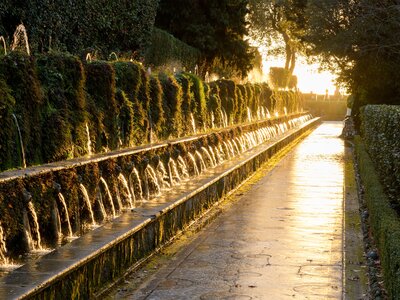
<box><xmin>0</xmin><ymin>53</ymin><xmax>302</xmax><ymax>172</ymax></box>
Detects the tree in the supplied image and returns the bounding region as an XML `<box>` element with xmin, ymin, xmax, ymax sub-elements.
<box><xmin>248</xmin><ymin>0</ymin><xmax>307</xmax><ymax>84</ymax></box>
<box><xmin>303</xmin><ymin>0</ymin><xmax>400</xmax><ymax>126</ymax></box>
<box><xmin>155</xmin><ymin>0</ymin><xmax>255</xmax><ymax>77</ymax></box>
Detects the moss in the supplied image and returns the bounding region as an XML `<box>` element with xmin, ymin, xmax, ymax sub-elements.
<box><xmin>175</xmin><ymin>73</ymin><xmax>193</xmax><ymax>135</ymax></box>
<box><xmin>159</xmin><ymin>73</ymin><xmax>183</xmax><ymax>138</ymax></box>
<box><xmin>137</xmin><ymin>67</ymin><xmax>151</xmax><ymax>143</ymax></box>
<box><xmin>186</xmin><ymin>73</ymin><xmax>207</xmax><ymax>130</ymax></box>
<box><xmin>113</xmin><ymin>61</ymin><xmax>146</xmax><ymax>145</ymax></box>
<box><xmin>0</xmin><ymin>52</ymin><xmax>44</xmax><ymax>166</ymax></box>
<box><xmin>37</xmin><ymin>53</ymin><xmax>88</xmax><ymax>161</ymax></box>
<box><xmin>85</xmin><ymin>61</ymin><xmax>119</xmax><ymax>152</ymax></box>
<box><xmin>0</xmin><ymin>79</ymin><xmax>18</xmax><ymax>170</ymax></box>
<box><xmin>115</xmin><ymin>89</ymin><xmax>135</xmax><ymax>147</ymax></box>
<box><xmin>149</xmin><ymin>76</ymin><xmax>165</xmax><ymax>139</ymax></box>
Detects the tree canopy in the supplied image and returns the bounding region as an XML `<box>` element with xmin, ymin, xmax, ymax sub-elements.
<box><xmin>248</xmin><ymin>0</ymin><xmax>307</xmax><ymax>85</ymax></box>
<box><xmin>303</xmin><ymin>0</ymin><xmax>400</xmax><ymax>124</ymax></box>
<box><xmin>155</xmin><ymin>0</ymin><xmax>256</xmax><ymax>77</ymax></box>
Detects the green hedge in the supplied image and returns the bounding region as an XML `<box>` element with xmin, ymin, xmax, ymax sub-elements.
<box><xmin>0</xmin><ymin>0</ymin><xmax>159</xmax><ymax>55</ymax></box>
<box><xmin>145</xmin><ymin>28</ymin><xmax>200</xmax><ymax>70</ymax></box>
<box><xmin>354</xmin><ymin>136</ymin><xmax>400</xmax><ymax>298</ymax></box>
<box><xmin>360</xmin><ymin>105</ymin><xmax>400</xmax><ymax>206</ymax></box>
<box><xmin>0</xmin><ymin>53</ymin><xmax>303</xmax><ymax>172</ymax></box>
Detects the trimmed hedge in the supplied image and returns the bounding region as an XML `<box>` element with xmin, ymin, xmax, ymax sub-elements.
<box><xmin>354</xmin><ymin>136</ymin><xmax>400</xmax><ymax>298</ymax></box>
<box><xmin>0</xmin><ymin>53</ymin><xmax>303</xmax><ymax>172</ymax></box>
<box><xmin>360</xmin><ymin>105</ymin><xmax>400</xmax><ymax>206</ymax></box>
<box><xmin>145</xmin><ymin>28</ymin><xmax>200</xmax><ymax>70</ymax></box>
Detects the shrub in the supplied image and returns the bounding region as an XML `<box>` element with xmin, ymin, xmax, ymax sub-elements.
<box><xmin>0</xmin><ymin>52</ymin><xmax>44</xmax><ymax>166</ymax></box>
<box><xmin>159</xmin><ymin>73</ymin><xmax>183</xmax><ymax>138</ymax></box>
<box><xmin>149</xmin><ymin>76</ymin><xmax>165</xmax><ymax>139</ymax></box>
<box><xmin>360</xmin><ymin>105</ymin><xmax>400</xmax><ymax>207</ymax></box>
<box><xmin>355</xmin><ymin>136</ymin><xmax>400</xmax><ymax>298</ymax></box>
<box><xmin>145</xmin><ymin>28</ymin><xmax>200</xmax><ymax>70</ymax></box>
<box><xmin>37</xmin><ymin>53</ymin><xmax>87</xmax><ymax>161</ymax></box>
<box><xmin>85</xmin><ymin>61</ymin><xmax>118</xmax><ymax>151</ymax></box>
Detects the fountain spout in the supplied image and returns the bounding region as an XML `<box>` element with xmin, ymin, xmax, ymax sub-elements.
<box><xmin>11</xmin><ymin>24</ymin><xmax>30</xmax><ymax>55</ymax></box>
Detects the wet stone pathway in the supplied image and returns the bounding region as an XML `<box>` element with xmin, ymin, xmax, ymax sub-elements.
<box><xmin>114</xmin><ymin>122</ymin><xmax>345</xmax><ymax>299</ymax></box>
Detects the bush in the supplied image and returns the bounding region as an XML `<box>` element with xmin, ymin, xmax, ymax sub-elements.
<box><xmin>149</xmin><ymin>76</ymin><xmax>165</xmax><ymax>139</ymax></box>
<box><xmin>0</xmin><ymin>0</ymin><xmax>159</xmax><ymax>55</ymax></box>
<box><xmin>0</xmin><ymin>52</ymin><xmax>44</xmax><ymax>167</ymax></box>
<box><xmin>354</xmin><ymin>136</ymin><xmax>400</xmax><ymax>298</ymax></box>
<box><xmin>159</xmin><ymin>73</ymin><xmax>183</xmax><ymax>138</ymax></box>
<box><xmin>113</xmin><ymin>61</ymin><xmax>146</xmax><ymax>145</ymax></box>
<box><xmin>145</xmin><ymin>28</ymin><xmax>200</xmax><ymax>70</ymax></box>
<box><xmin>37</xmin><ymin>53</ymin><xmax>87</xmax><ymax>161</ymax></box>
<box><xmin>360</xmin><ymin>105</ymin><xmax>400</xmax><ymax>207</ymax></box>
<box><xmin>85</xmin><ymin>61</ymin><xmax>118</xmax><ymax>151</ymax></box>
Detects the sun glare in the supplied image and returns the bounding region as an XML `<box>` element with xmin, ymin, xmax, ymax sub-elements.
<box><xmin>262</xmin><ymin>55</ymin><xmax>338</xmax><ymax>95</ymax></box>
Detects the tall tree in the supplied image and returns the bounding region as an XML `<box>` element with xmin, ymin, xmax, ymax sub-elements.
<box><xmin>248</xmin><ymin>0</ymin><xmax>307</xmax><ymax>83</ymax></box>
<box><xmin>304</xmin><ymin>0</ymin><xmax>400</xmax><ymax>125</ymax></box>
<box><xmin>155</xmin><ymin>0</ymin><xmax>255</xmax><ymax>77</ymax></box>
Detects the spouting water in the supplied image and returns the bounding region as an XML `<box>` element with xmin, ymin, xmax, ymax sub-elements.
<box><xmin>247</xmin><ymin>107</ymin><xmax>252</xmax><ymax>123</ymax></box>
<box><xmin>211</xmin><ymin>112</ymin><xmax>215</xmax><ymax>128</ymax></box>
<box><xmin>96</xmin><ymin>190</ymin><xmax>107</xmax><ymax>220</ymax></box>
<box><xmin>168</xmin><ymin>158</ymin><xmax>181</xmax><ymax>184</ymax></box>
<box><xmin>145</xmin><ymin>165</ymin><xmax>161</xmax><ymax>196</ymax></box>
<box><xmin>222</xmin><ymin>108</ymin><xmax>229</xmax><ymax>127</ymax></box>
<box><xmin>109</xmin><ymin>52</ymin><xmax>118</xmax><ymax>61</ymax></box>
<box><xmin>177</xmin><ymin>156</ymin><xmax>190</xmax><ymax>179</ymax></box>
<box><xmin>0</xmin><ymin>36</ymin><xmax>7</xmax><ymax>55</ymax></box>
<box><xmin>0</xmin><ymin>223</ymin><xmax>10</xmax><ymax>265</ymax></box>
<box><xmin>275</xmin><ymin>111</ymin><xmax>279</xmax><ymax>118</ymax></box>
<box><xmin>129</xmin><ymin>167</ymin><xmax>143</xmax><ymax>202</ymax></box>
<box><xmin>156</xmin><ymin>162</ymin><xmax>171</xmax><ymax>189</ymax></box>
<box><xmin>100</xmin><ymin>177</ymin><xmax>116</xmax><ymax>218</ymax></box>
<box><xmin>11</xmin><ymin>24</ymin><xmax>30</xmax><ymax>55</ymax></box>
<box><xmin>12</xmin><ymin>114</ymin><xmax>26</xmax><ymax>168</ymax></box>
<box><xmin>79</xmin><ymin>184</ymin><xmax>96</xmax><ymax>226</ymax></box>
<box><xmin>85</xmin><ymin>123</ymin><xmax>92</xmax><ymax>156</ymax></box>
<box><xmin>27</xmin><ymin>201</ymin><xmax>43</xmax><ymax>250</ymax></box>
<box><xmin>86</xmin><ymin>53</ymin><xmax>92</xmax><ymax>62</ymax></box>
<box><xmin>284</xmin><ymin>107</ymin><xmax>288</xmax><ymax>116</ymax></box>
<box><xmin>53</xmin><ymin>205</ymin><xmax>62</xmax><ymax>240</ymax></box>
<box><xmin>195</xmin><ymin>150</ymin><xmax>207</xmax><ymax>173</ymax></box>
<box><xmin>190</xmin><ymin>113</ymin><xmax>197</xmax><ymax>135</ymax></box>
<box><xmin>188</xmin><ymin>153</ymin><xmax>200</xmax><ymax>176</ymax></box>
<box><xmin>58</xmin><ymin>193</ymin><xmax>73</xmax><ymax>238</ymax></box>
<box><xmin>118</xmin><ymin>173</ymin><xmax>134</xmax><ymax>209</ymax></box>
<box><xmin>201</xmin><ymin>147</ymin><xmax>215</xmax><ymax>167</ymax></box>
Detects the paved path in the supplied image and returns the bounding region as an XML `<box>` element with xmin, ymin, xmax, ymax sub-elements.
<box><xmin>112</xmin><ymin>122</ymin><xmax>345</xmax><ymax>299</ymax></box>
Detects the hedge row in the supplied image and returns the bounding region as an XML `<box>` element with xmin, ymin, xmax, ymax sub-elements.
<box><xmin>0</xmin><ymin>0</ymin><xmax>159</xmax><ymax>55</ymax></box>
<box><xmin>360</xmin><ymin>105</ymin><xmax>400</xmax><ymax>206</ymax></box>
<box><xmin>145</xmin><ymin>27</ymin><xmax>200</xmax><ymax>71</ymax></box>
<box><xmin>0</xmin><ymin>52</ymin><xmax>301</xmax><ymax>171</ymax></box>
<box><xmin>354</xmin><ymin>136</ymin><xmax>400</xmax><ymax>298</ymax></box>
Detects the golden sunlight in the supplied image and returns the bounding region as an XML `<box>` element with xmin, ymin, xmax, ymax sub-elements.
<box><xmin>262</xmin><ymin>55</ymin><xmax>338</xmax><ymax>95</ymax></box>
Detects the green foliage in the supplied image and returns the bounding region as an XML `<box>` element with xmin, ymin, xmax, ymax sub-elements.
<box><xmin>149</xmin><ymin>76</ymin><xmax>165</xmax><ymax>139</ymax></box>
<box><xmin>186</xmin><ymin>73</ymin><xmax>207</xmax><ymax>130</ymax></box>
<box><xmin>205</xmin><ymin>82</ymin><xmax>222</xmax><ymax>127</ymax></box>
<box><xmin>85</xmin><ymin>62</ymin><xmax>118</xmax><ymax>151</ymax></box>
<box><xmin>0</xmin><ymin>79</ymin><xmax>17</xmax><ymax>170</ymax></box>
<box><xmin>155</xmin><ymin>0</ymin><xmax>255</xmax><ymax>77</ymax></box>
<box><xmin>175</xmin><ymin>73</ymin><xmax>193</xmax><ymax>134</ymax></box>
<box><xmin>115</xmin><ymin>89</ymin><xmax>135</xmax><ymax>147</ymax></box>
<box><xmin>360</xmin><ymin>105</ymin><xmax>400</xmax><ymax>208</ymax></box>
<box><xmin>354</xmin><ymin>135</ymin><xmax>400</xmax><ymax>298</ymax></box>
<box><xmin>113</xmin><ymin>61</ymin><xmax>146</xmax><ymax>144</ymax></box>
<box><xmin>145</xmin><ymin>28</ymin><xmax>200</xmax><ymax>70</ymax></box>
<box><xmin>269</xmin><ymin>67</ymin><xmax>297</xmax><ymax>90</ymax></box>
<box><xmin>0</xmin><ymin>52</ymin><xmax>44</xmax><ymax>166</ymax></box>
<box><xmin>304</xmin><ymin>0</ymin><xmax>400</xmax><ymax>126</ymax></box>
<box><xmin>217</xmin><ymin>79</ymin><xmax>237</xmax><ymax>124</ymax></box>
<box><xmin>0</xmin><ymin>0</ymin><xmax>159</xmax><ymax>55</ymax></box>
<box><xmin>158</xmin><ymin>73</ymin><xmax>183</xmax><ymax>138</ymax></box>
<box><xmin>37</xmin><ymin>53</ymin><xmax>87</xmax><ymax>161</ymax></box>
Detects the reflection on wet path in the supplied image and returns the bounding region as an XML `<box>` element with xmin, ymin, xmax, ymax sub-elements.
<box><xmin>123</xmin><ymin>122</ymin><xmax>344</xmax><ymax>299</ymax></box>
